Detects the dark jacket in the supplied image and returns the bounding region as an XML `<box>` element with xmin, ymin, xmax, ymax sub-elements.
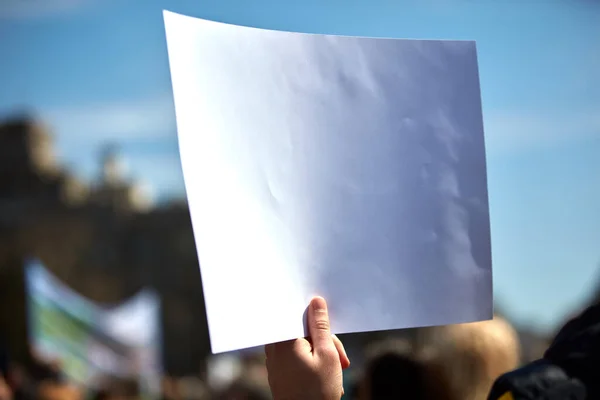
<box><xmin>488</xmin><ymin>304</ymin><xmax>600</xmax><ymax>399</ymax></box>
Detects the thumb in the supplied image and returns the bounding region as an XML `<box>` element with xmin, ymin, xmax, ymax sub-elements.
<box><xmin>308</xmin><ymin>296</ymin><xmax>334</xmax><ymax>352</ymax></box>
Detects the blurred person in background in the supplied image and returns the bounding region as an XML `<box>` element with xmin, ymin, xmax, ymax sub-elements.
<box><xmin>425</xmin><ymin>315</ymin><xmax>520</xmax><ymax>400</ymax></box>
<box><xmin>0</xmin><ymin>376</ymin><xmax>12</xmax><ymax>400</ymax></box>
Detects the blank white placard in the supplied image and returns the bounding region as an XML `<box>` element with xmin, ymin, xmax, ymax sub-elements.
<box><xmin>163</xmin><ymin>10</ymin><xmax>493</xmax><ymax>354</ymax></box>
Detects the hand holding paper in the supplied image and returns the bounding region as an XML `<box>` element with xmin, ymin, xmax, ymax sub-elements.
<box><xmin>266</xmin><ymin>297</ymin><xmax>348</xmax><ymax>400</ymax></box>
<box><xmin>163</xmin><ymin>10</ymin><xmax>493</xmax><ymax>353</ymax></box>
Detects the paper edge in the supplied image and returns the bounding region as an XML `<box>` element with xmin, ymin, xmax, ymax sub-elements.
<box><xmin>162</xmin><ymin>9</ymin><xmax>221</xmax><ymax>355</ymax></box>
<box><xmin>162</xmin><ymin>9</ymin><xmax>477</xmax><ymax>44</ymax></box>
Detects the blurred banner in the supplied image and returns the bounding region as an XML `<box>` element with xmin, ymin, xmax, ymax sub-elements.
<box><xmin>25</xmin><ymin>259</ymin><xmax>162</xmax><ymax>397</ymax></box>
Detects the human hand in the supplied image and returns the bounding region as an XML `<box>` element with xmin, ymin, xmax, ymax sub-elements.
<box><xmin>265</xmin><ymin>297</ymin><xmax>350</xmax><ymax>400</ymax></box>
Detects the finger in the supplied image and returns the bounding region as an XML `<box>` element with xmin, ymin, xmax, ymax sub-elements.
<box><xmin>308</xmin><ymin>296</ymin><xmax>334</xmax><ymax>352</ymax></box>
<box><xmin>332</xmin><ymin>334</ymin><xmax>351</xmax><ymax>369</ymax></box>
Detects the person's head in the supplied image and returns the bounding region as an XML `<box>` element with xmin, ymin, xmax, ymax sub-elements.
<box><xmin>427</xmin><ymin>316</ymin><xmax>521</xmax><ymax>400</ymax></box>
<box><xmin>358</xmin><ymin>339</ymin><xmax>454</xmax><ymax>400</ymax></box>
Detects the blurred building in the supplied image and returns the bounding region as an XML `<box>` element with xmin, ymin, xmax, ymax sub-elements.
<box><xmin>89</xmin><ymin>145</ymin><xmax>153</xmax><ymax>213</ymax></box>
<box><xmin>0</xmin><ymin>115</ymin><xmax>209</xmax><ymax>374</ymax></box>
<box><xmin>0</xmin><ymin>116</ymin><xmax>86</xmax><ymax>206</ymax></box>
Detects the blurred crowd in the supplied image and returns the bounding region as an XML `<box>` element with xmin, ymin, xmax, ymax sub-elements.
<box><xmin>0</xmin><ymin>313</ymin><xmax>540</xmax><ymax>400</ymax></box>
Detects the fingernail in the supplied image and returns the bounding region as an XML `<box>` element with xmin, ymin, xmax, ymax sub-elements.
<box><xmin>311</xmin><ymin>296</ymin><xmax>327</xmax><ymax>312</ymax></box>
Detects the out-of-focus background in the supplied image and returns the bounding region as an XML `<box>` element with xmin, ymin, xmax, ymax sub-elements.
<box><xmin>0</xmin><ymin>0</ymin><xmax>599</xmax><ymax>399</ymax></box>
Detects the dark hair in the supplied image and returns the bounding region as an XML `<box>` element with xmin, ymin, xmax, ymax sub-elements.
<box><xmin>366</xmin><ymin>352</ymin><xmax>429</xmax><ymax>399</ymax></box>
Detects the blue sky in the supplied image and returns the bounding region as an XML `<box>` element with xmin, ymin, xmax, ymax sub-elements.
<box><xmin>0</xmin><ymin>0</ymin><xmax>599</xmax><ymax>333</ymax></box>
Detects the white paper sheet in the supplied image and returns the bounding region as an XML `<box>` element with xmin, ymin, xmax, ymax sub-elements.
<box><xmin>163</xmin><ymin>10</ymin><xmax>493</xmax><ymax>354</ymax></box>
